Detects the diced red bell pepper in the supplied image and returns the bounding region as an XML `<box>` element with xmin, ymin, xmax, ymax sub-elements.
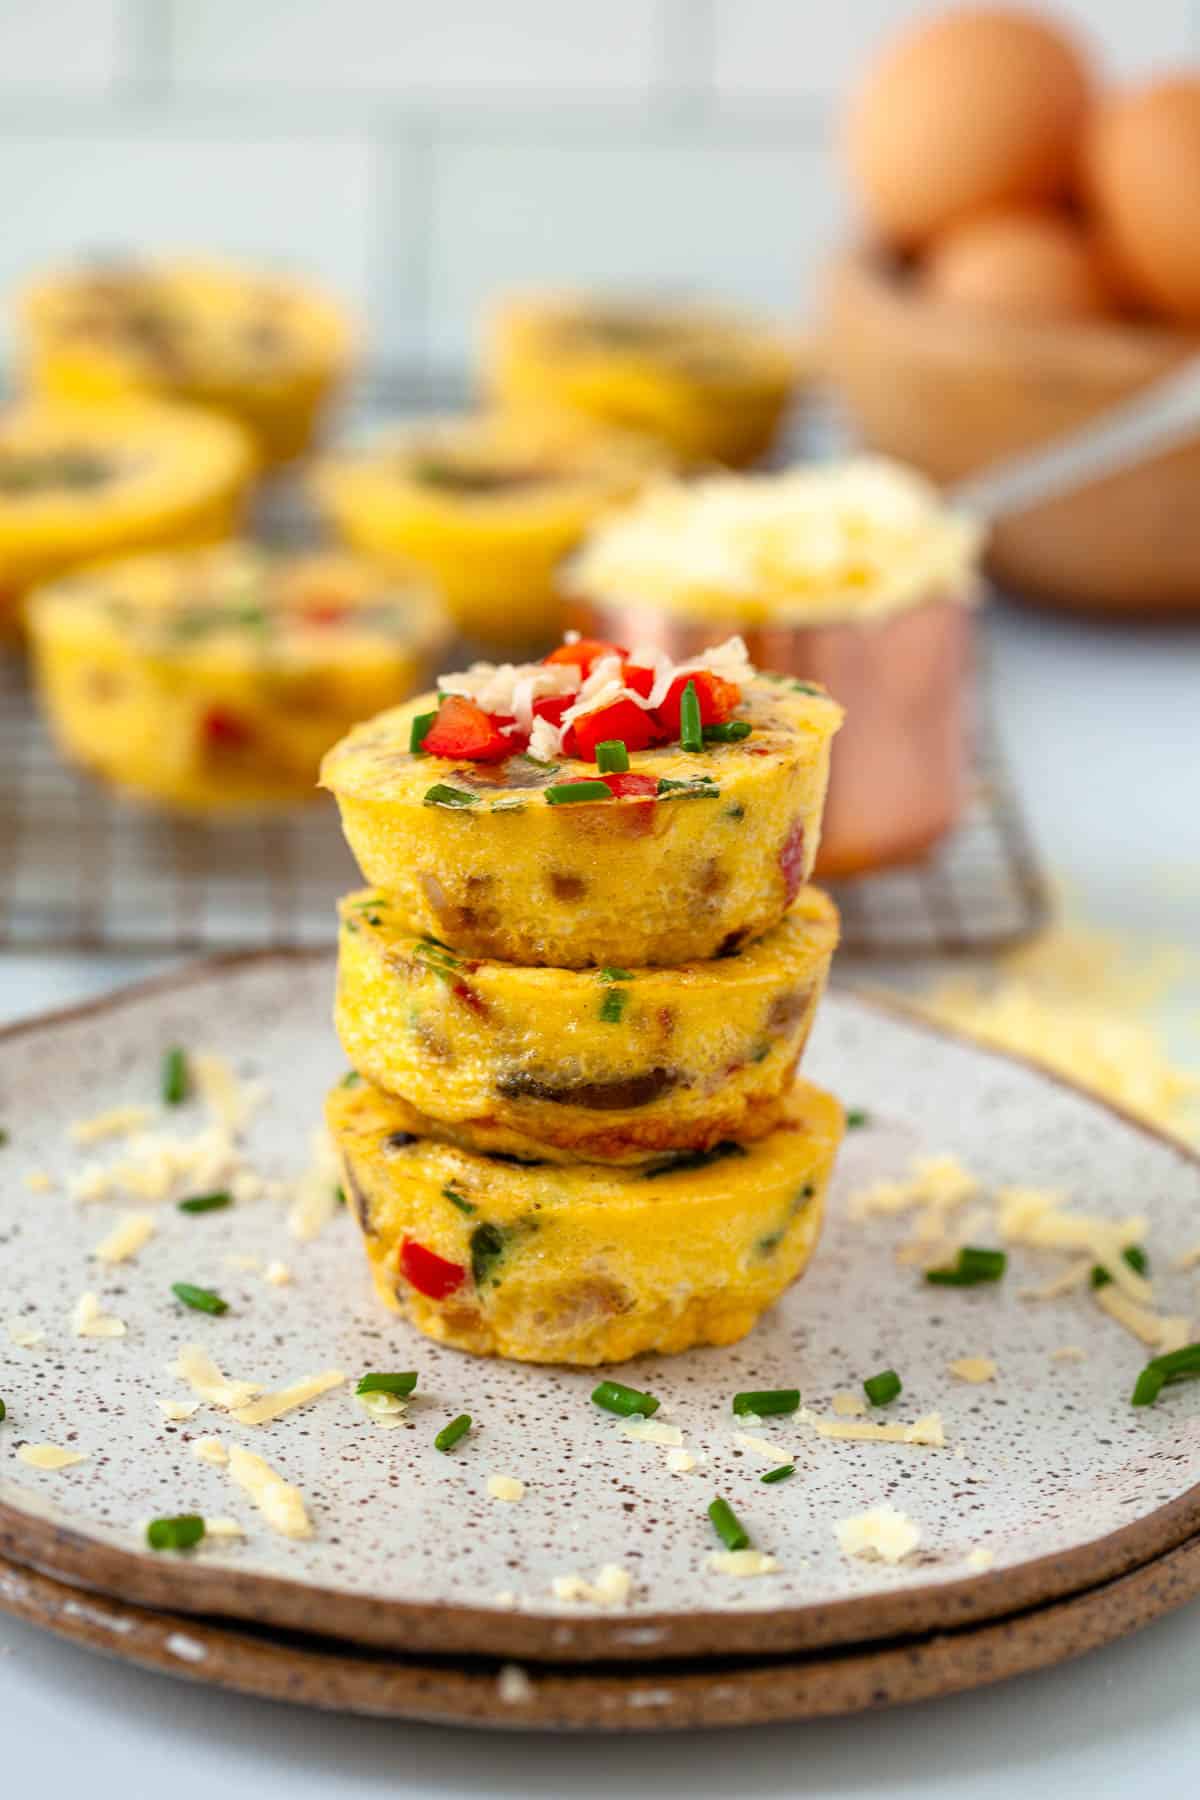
<box><xmin>532</xmin><ymin>694</ymin><xmax>572</xmax><ymax>730</ymax></box>
<box><xmin>656</xmin><ymin>670</ymin><xmax>741</xmax><ymax>735</ymax></box>
<box><xmin>601</xmin><ymin>771</ymin><xmax>658</xmax><ymax>800</ymax></box>
<box><xmin>399</xmin><ymin>1237</ymin><xmax>466</xmax><ymax>1300</ymax></box>
<box><xmin>621</xmin><ymin>662</ymin><xmax>656</xmax><ymax>700</ymax></box>
<box><xmin>301</xmin><ymin>599</ymin><xmax>347</xmax><ymax>627</ymax></box>
<box><xmin>543</xmin><ymin>638</ymin><xmax>627</xmax><ymax>677</ymax></box>
<box><xmin>421</xmin><ymin>694</ymin><xmax>511</xmax><ymax>762</ymax></box>
<box><xmin>202</xmin><ymin>706</ymin><xmax>252</xmax><ymax>750</ymax></box>
<box><xmin>566</xmin><ymin>696</ymin><xmax>657</xmax><ymax>761</ymax></box>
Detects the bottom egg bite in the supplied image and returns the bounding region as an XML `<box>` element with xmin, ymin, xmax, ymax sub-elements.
<box><xmin>335</xmin><ymin>886</ymin><xmax>838</xmax><ymax>1163</ymax></box>
<box><xmin>327</xmin><ymin>1074</ymin><xmax>843</xmax><ymax>1365</ymax></box>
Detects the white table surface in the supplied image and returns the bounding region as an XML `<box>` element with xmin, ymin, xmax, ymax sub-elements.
<box><xmin>2</xmin><ymin>602</ymin><xmax>1199</xmax><ymax>1797</ymax></box>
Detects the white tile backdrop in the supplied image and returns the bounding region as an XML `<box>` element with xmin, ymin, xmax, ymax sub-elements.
<box><xmin>0</xmin><ymin>0</ymin><xmax>1194</xmax><ymax>372</ymax></box>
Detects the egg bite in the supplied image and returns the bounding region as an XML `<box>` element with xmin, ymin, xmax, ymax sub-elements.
<box><xmin>336</xmin><ymin>885</ymin><xmax>838</xmax><ymax>1162</ymax></box>
<box><xmin>20</xmin><ymin>258</ymin><xmax>355</xmax><ymax>466</ymax></box>
<box><xmin>29</xmin><ymin>544</ymin><xmax>449</xmax><ymax>817</ymax></box>
<box><xmin>328</xmin><ymin>1073</ymin><xmax>843</xmax><ymax>1365</ymax></box>
<box><xmin>0</xmin><ymin>402</ymin><xmax>254</xmax><ymax>641</ymax></box>
<box><xmin>312</xmin><ymin>410</ymin><xmax>668</xmax><ymax>650</ymax></box>
<box><xmin>484</xmin><ymin>290</ymin><xmax>801</xmax><ymax>469</ymax></box>
<box><xmin>321</xmin><ymin>639</ymin><xmax>842</xmax><ymax>968</ymax></box>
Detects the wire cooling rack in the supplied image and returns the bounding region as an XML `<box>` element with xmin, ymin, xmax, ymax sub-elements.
<box><xmin>0</xmin><ymin>654</ymin><xmax>1048</xmax><ymax>959</ymax></box>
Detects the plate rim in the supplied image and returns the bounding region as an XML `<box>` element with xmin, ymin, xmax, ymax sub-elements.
<box><xmin>2</xmin><ymin>949</ymin><xmax>1198</xmax><ymax>1665</ymax></box>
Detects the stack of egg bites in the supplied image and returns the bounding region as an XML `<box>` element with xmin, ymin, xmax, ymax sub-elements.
<box><xmin>323</xmin><ymin>633</ymin><xmax>846</xmax><ymax>1366</ymax></box>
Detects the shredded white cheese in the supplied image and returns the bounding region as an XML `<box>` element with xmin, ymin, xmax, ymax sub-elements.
<box><xmin>966</xmin><ymin>1548</ymin><xmax>995</xmax><ymax>1572</ymax></box>
<box><xmin>734</xmin><ymin>1432</ymin><xmax>790</xmax><ymax>1462</ymax></box>
<box><xmin>92</xmin><ymin>1211</ymin><xmax>157</xmax><ymax>1265</ymax></box>
<box><xmin>486</xmin><ymin>1474</ymin><xmax>526</xmax><ymax>1503</ymax></box>
<box><xmin>71</xmin><ymin>1291</ymin><xmax>127</xmax><ymax>1339</ymax></box>
<box><xmin>16</xmin><ymin>1444</ymin><xmax>88</xmax><ymax>1472</ymax></box>
<box><xmin>497</xmin><ymin>1663</ymin><xmax>534</xmax><ymax>1704</ymax></box>
<box><xmin>69</xmin><ymin>1105</ymin><xmax>154</xmax><ymax>1146</ymax></box>
<box><xmin>836</xmin><ymin>1505</ymin><xmax>921</xmax><ymax>1564</ymax></box>
<box><xmin>551</xmin><ymin>1564</ymin><xmax>632</xmax><ymax>1607</ymax></box>
<box><xmin>666</xmin><ymin>1447</ymin><xmax>698</xmax><ymax>1474</ymax></box>
<box><xmin>172</xmin><ymin>1344</ymin><xmax>260</xmax><ymax>1411</ymax></box>
<box><xmin>832</xmin><ymin>1391</ymin><xmax>867</xmax><ymax>1418</ymax></box>
<box><xmin>1020</xmin><ymin>1258</ymin><xmax>1094</xmax><ymax>1302</ymax></box>
<box><xmin>708</xmin><ymin>1549</ymin><xmax>778</xmax><ymax>1577</ymax></box>
<box><xmin>1051</xmin><ymin>1345</ymin><xmax>1086</xmax><ymax>1362</ymax></box>
<box><xmin>358</xmin><ymin>1391</ymin><xmax>408</xmax><ymax>1430</ymax></box>
<box><xmin>192</xmin><ymin>1053</ymin><xmax>264</xmax><ymax>1135</ymax></box>
<box><xmin>156</xmin><ymin>1398</ymin><xmax>200</xmax><ymax>1422</ymax></box>
<box><xmin>5</xmin><ymin>1319</ymin><xmax>44</xmax><ymax>1349</ymax></box>
<box><xmin>287</xmin><ymin>1128</ymin><xmax>342</xmax><ymax>1242</ymax></box>
<box><xmin>1093</xmin><ymin>1286</ymin><xmax>1189</xmax><ymax>1351</ymax></box>
<box><xmin>202</xmin><ymin>1516</ymin><xmax>244</xmax><ymax>1540</ymax></box>
<box><xmin>24</xmin><ymin>1170</ymin><xmax>54</xmax><ymax>1193</ymax></box>
<box><xmin>227</xmin><ymin>1445</ymin><xmax>311</xmax><ymax>1539</ymax></box>
<box><xmin>192</xmin><ymin>1436</ymin><xmax>228</xmax><ymax>1467</ymax></box>
<box><xmin>230</xmin><ymin>1369</ymin><xmax>345</xmax><ymax>1427</ymax></box>
<box><xmin>620</xmin><ymin>1419</ymin><xmax>684</xmax><ymax>1448</ymax></box>
<box><xmin>264</xmin><ymin>1261</ymin><xmax>292</xmax><ymax>1287</ymax></box>
<box><xmin>949</xmin><ymin>1357</ymin><xmax>997</xmax><ymax>1384</ymax></box>
<box><xmin>816</xmin><ymin>1412</ymin><xmax>946</xmax><ymax>1448</ymax></box>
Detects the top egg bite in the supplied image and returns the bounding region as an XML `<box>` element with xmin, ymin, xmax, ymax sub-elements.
<box><xmin>321</xmin><ymin>635</ymin><xmax>842</xmax><ymax>969</ymax></box>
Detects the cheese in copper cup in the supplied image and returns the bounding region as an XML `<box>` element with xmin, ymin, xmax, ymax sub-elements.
<box><xmin>565</xmin><ymin>459</ymin><xmax>983</xmax><ymax>879</ymax></box>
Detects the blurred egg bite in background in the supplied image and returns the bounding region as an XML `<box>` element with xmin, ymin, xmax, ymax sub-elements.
<box><xmin>311</xmin><ymin>408</ymin><xmax>672</xmax><ymax>651</ymax></box>
<box><xmin>28</xmin><ymin>543</ymin><xmax>449</xmax><ymax>817</ymax></box>
<box><xmin>19</xmin><ymin>256</ymin><xmax>356</xmax><ymax>466</ymax></box>
<box><xmin>0</xmin><ymin>400</ymin><xmax>254</xmax><ymax>642</ymax></box>
<box><xmin>484</xmin><ymin>289</ymin><xmax>802</xmax><ymax>469</ymax></box>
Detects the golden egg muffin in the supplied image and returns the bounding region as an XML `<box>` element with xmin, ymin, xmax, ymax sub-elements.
<box><xmin>321</xmin><ymin>647</ymin><xmax>842</xmax><ymax>968</ymax></box>
<box><xmin>328</xmin><ymin>1073</ymin><xmax>843</xmax><ymax>1365</ymax></box>
<box><xmin>29</xmin><ymin>544</ymin><xmax>449</xmax><ymax>817</ymax></box>
<box><xmin>335</xmin><ymin>884</ymin><xmax>838</xmax><ymax>1162</ymax></box>
<box><xmin>0</xmin><ymin>401</ymin><xmax>254</xmax><ymax>640</ymax></box>
<box><xmin>21</xmin><ymin>258</ymin><xmax>355</xmax><ymax>465</ymax></box>
<box><xmin>312</xmin><ymin>410</ymin><xmax>669</xmax><ymax>650</ymax></box>
<box><xmin>484</xmin><ymin>290</ymin><xmax>801</xmax><ymax>469</ymax></box>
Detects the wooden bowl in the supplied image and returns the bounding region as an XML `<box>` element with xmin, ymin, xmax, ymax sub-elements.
<box><xmin>822</xmin><ymin>248</ymin><xmax>1200</xmax><ymax>618</ymax></box>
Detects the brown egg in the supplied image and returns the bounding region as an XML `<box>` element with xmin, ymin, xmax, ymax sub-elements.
<box><xmin>921</xmin><ymin>208</ymin><xmax>1115</xmax><ymax>320</ymax></box>
<box><xmin>1084</xmin><ymin>76</ymin><xmax>1200</xmax><ymax>323</ymax></box>
<box><xmin>844</xmin><ymin>7</ymin><xmax>1092</xmax><ymax>248</ymax></box>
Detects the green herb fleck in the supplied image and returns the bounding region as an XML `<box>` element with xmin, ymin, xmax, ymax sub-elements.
<box><xmin>760</xmin><ymin>1464</ymin><xmax>795</xmax><ymax>1485</ymax></box>
<box><xmin>435</xmin><ymin>1412</ymin><xmax>472</xmax><ymax>1452</ymax></box>
<box><xmin>595</xmin><ymin>740</ymin><xmax>629</xmax><ymax>774</ymax></box>
<box><xmin>424</xmin><ymin>783</ymin><xmax>476</xmax><ymax>808</ymax></box>
<box><xmin>645</xmin><ymin>1142</ymin><xmax>747</xmax><ymax>1179</ymax></box>
<box><xmin>598</xmin><ymin>967</ymin><xmax>633</xmax><ymax>983</ymax></box>
<box><xmin>925</xmin><ymin>1246</ymin><xmax>1007</xmax><ymax>1287</ymax></box>
<box><xmin>545</xmin><ymin>780</ymin><xmax>612</xmax><ymax>805</ymax></box>
<box><xmin>340</xmin><ymin>1069</ymin><xmax>362</xmax><ymax>1088</ymax></box>
<box><xmin>863</xmin><ymin>1369</ymin><xmax>902</xmax><ymax>1406</ymax></box>
<box><xmin>591</xmin><ymin>1380</ymin><xmax>659</xmax><ymax>1418</ymax></box>
<box><xmin>707</xmin><ymin>1496</ymin><xmax>750</xmax><ymax>1551</ymax></box>
<box><xmin>162</xmin><ymin>1046</ymin><xmax>188</xmax><ymax>1106</ymax></box>
<box><xmin>723</xmin><ymin>802</ymin><xmax>746</xmax><ymax>820</ymax></box>
<box><xmin>657</xmin><ymin>775</ymin><xmax>719</xmax><ymax>800</ymax></box>
<box><xmin>0</xmin><ymin>1128</ymin><xmax>9</xmax><ymax>1147</ymax></box>
<box><xmin>470</xmin><ymin>1221</ymin><xmax>508</xmax><ymax>1288</ymax></box>
<box><xmin>1091</xmin><ymin>1245</ymin><xmax>1149</xmax><ymax>1289</ymax></box>
<box><xmin>146</xmin><ymin>1515</ymin><xmax>205</xmax><ymax>1552</ymax></box>
<box><xmin>409</xmin><ymin>710</ymin><xmax>437</xmax><ymax>753</ymax></box>
<box><xmin>599</xmin><ymin>988</ymin><xmax>628</xmax><ymax>1024</ymax></box>
<box><xmin>356</xmin><ymin>1372</ymin><xmax>418</xmax><ymax>1398</ymax></box>
<box><xmin>177</xmin><ymin>1192</ymin><xmax>232</xmax><ymax>1215</ymax></box>
<box><xmin>171</xmin><ymin>1282</ymin><xmax>228</xmax><ymax>1316</ymax></box>
<box><xmin>702</xmin><ymin>720</ymin><xmax>751</xmax><ymax>743</ymax></box>
<box><xmin>443</xmin><ymin>1187</ymin><xmax>476</xmax><ymax>1216</ymax></box>
<box><xmin>846</xmin><ymin>1108</ymin><xmax>870</xmax><ymax>1130</ymax></box>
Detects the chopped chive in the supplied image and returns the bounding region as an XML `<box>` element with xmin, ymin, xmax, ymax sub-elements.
<box><xmin>1091</xmin><ymin>1245</ymin><xmax>1149</xmax><ymax>1289</ymax></box>
<box><xmin>707</xmin><ymin>1496</ymin><xmax>750</xmax><ymax>1551</ymax></box>
<box><xmin>702</xmin><ymin>720</ymin><xmax>751</xmax><ymax>743</ymax></box>
<box><xmin>0</xmin><ymin>1128</ymin><xmax>9</xmax><ymax>1147</ymax></box>
<box><xmin>340</xmin><ymin>1069</ymin><xmax>362</xmax><ymax>1088</ymax></box>
<box><xmin>545</xmin><ymin>780</ymin><xmax>613</xmax><ymax>805</ymax></box>
<box><xmin>0</xmin><ymin>1398</ymin><xmax>6</xmax><ymax>1422</ymax></box>
<box><xmin>598</xmin><ymin>967</ymin><xmax>633</xmax><ymax>983</ymax></box>
<box><xmin>435</xmin><ymin>1412</ymin><xmax>472</xmax><ymax>1452</ymax></box>
<box><xmin>177</xmin><ymin>1191</ymin><xmax>232</xmax><ymax>1215</ymax></box>
<box><xmin>423</xmin><ymin>783</ymin><xmax>476</xmax><ymax>808</ymax></box>
<box><xmin>146</xmin><ymin>1514</ymin><xmax>205</xmax><ymax>1552</ymax></box>
<box><xmin>645</xmin><ymin>1141</ymin><xmax>747</xmax><ymax>1179</ymax></box>
<box><xmin>591</xmin><ymin>1379</ymin><xmax>659</xmax><ymax>1418</ymax></box>
<box><xmin>790</xmin><ymin>681</ymin><xmax>823</xmax><ymax>696</ymax></box>
<box><xmin>863</xmin><ymin>1369</ymin><xmax>902</xmax><ymax>1406</ymax></box>
<box><xmin>1130</xmin><ymin>1341</ymin><xmax>1200</xmax><ymax>1406</ymax></box>
<box><xmin>595</xmin><ymin>740</ymin><xmax>629</xmax><ymax>774</ymax></box>
<box><xmin>846</xmin><ymin>1108</ymin><xmax>870</xmax><ymax>1130</ymax></box>
<box><xmin>171</xmin><ymin>1282</ymin><xmax>228</xmax><ymax>1316</ymax></box>
<box><xmin>599</xmin><ymin>988</ymin><xmax>628</xmax><ymax>1024</ymax></box>
<box><xmin>657</xmin><ymin>775</ymin><xmax>719</xmax><ymax>799</ymax></box>
<box><xmin>162</xmin><ymin>1046</ymin><xmax>188</xmax><ymax>1106</ymax></box>
<box><xmin>409</xmin><ymin>710</ymin><xmax>437</xmax><ymax>753</ymax></box>
<box><xmin>679</xmin><ymin>680</ymin><xmax>703</xmax><ymax>752</ymax></box>
<box><xmin>335</xmin><ymin>1184</ymin><xmax>347</xmax><ymax>1206</ymax></box>
<box><xmin>732</xmin><ymin>1389</ymin><xmax>800</xmax><ymax>1417</ymax></box>
<box><xmin>760</xmin><ymin>1464</ymin><xmax>795</xmax><ymax>1484</ymax></box>
<box><xmin>470</xmin><ymin>1221</ymin><xmax>508</xmax><ymax>1288</ymax></box>
<box><xmin>356</xmin><ymin>1372</ymin><xmax>418</xmax><ymax>1398</ymax></box>
<box><xmin>443</xmin><ymin>1186</ymin><xmax>476</xmax><ymax>1215</ymax></box>
<box><xmin>925</xmin><ymin>1246</ymin><xmax>1007</xmax><ymax>1287</ymax></box>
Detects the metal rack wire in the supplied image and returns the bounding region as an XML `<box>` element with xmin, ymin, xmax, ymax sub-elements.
<box><xmin>0</xmin><ymin>653</ymin><xmax>1048</xmax><ymax>958</ymax></box>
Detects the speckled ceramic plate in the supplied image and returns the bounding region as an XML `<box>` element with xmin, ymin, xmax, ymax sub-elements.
<box><xmin>1</xmin><ymin>953</ymin><xmax>1199</xmax><ymax>1665</ymax></box>
<box><xmin>6</xmin><ymin>1533</ymin><xmax>1200</xmax><ymax>1729</ymax></box>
